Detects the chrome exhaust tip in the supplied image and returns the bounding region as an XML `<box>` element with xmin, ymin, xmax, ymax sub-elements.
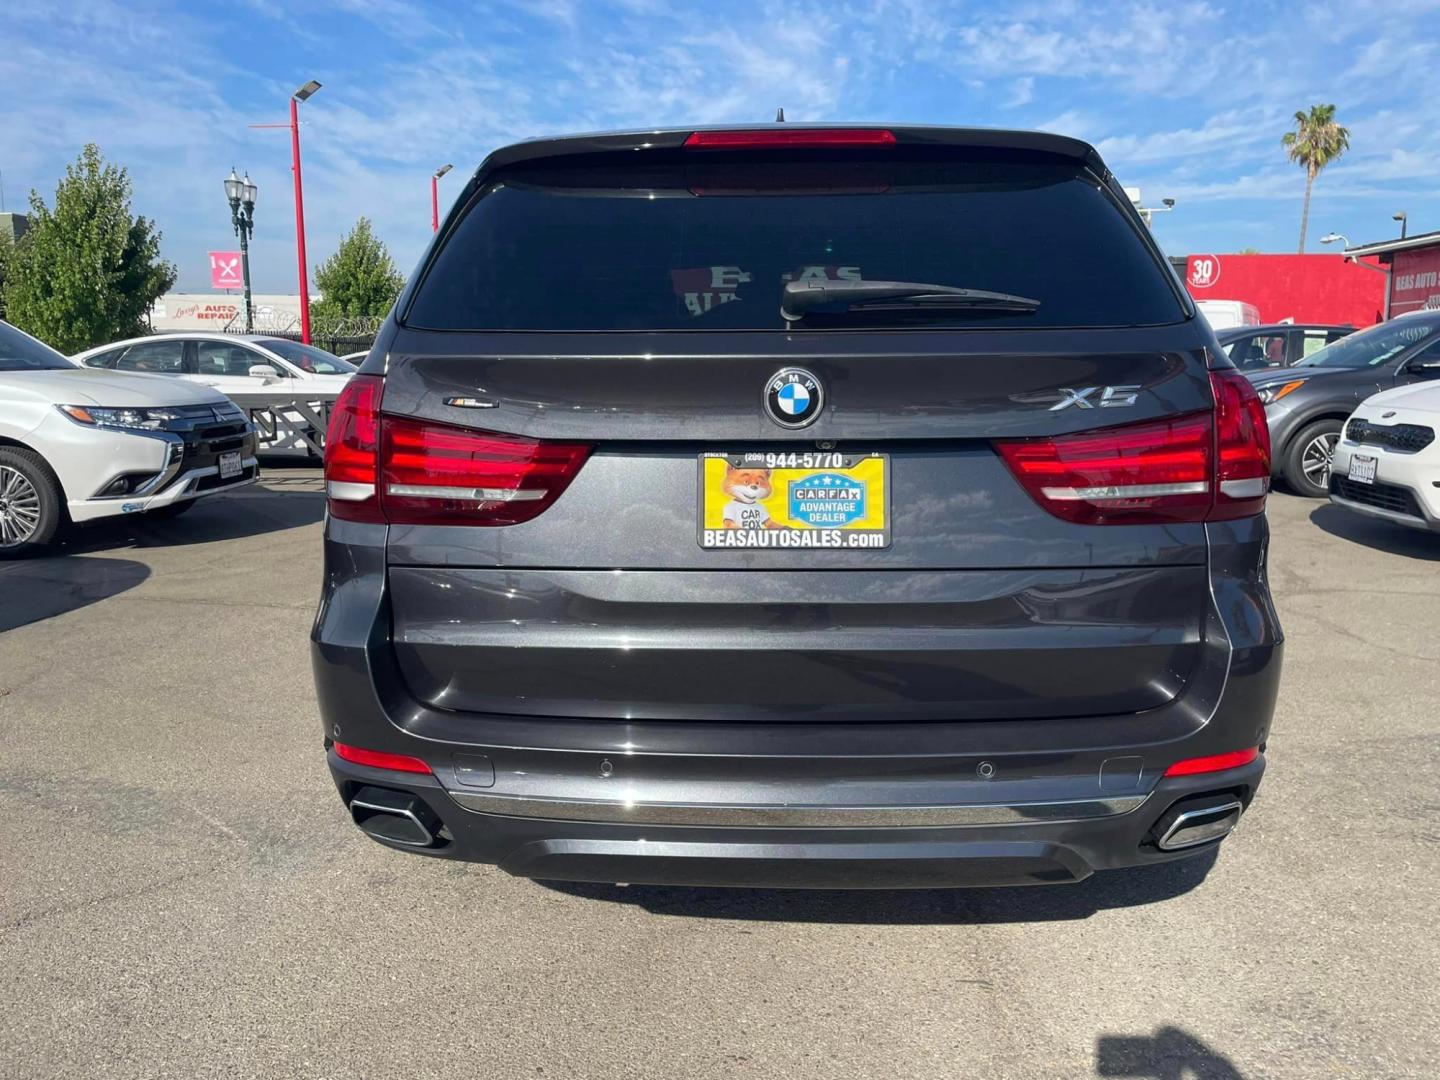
<box><xmin>1155</xmin><ymin>798</ymin><xmax>1244</xmax><ymax>851</ymax></box>
<box><xmin>349</xmin><ymin>786</ymin><xmax>441</xmax><ymax>848</ymax></box>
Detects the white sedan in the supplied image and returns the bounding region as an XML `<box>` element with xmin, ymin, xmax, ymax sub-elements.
<box><xmin>1330</xmin><ymin>381</ymin><xmax>1440</xmax><ymax>532</ymax></box>
<box><xmin>72</xmin><ymin>333</ymin><xmax>354</xmax><ymax>456</ymax></box>
<box><xmin>1</xmin><ymin>321</ymin><xmax>258</xmax><ymax>556</ymax></box>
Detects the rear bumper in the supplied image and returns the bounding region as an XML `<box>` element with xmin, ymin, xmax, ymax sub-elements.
<box><xmin>325</xmin><ymin>749</ymin><xmax>1265</xmax><ymax>888</ymax></box>
<box><xmin>312</xmin><ymin>514</ymin><xmax>1282</xmax><ymax>888</ymax></box>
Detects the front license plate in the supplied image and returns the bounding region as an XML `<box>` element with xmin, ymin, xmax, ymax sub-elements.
<box><xmin>698</xmin><ymin>451</ymin><xmax>889</xmax><ymax>549</ymax></box>
<box><xmin>218</xmin><ymin>450</ymin><xmax>243</xmax><ymax>480</ymax></box>
<box><xmin>1348</xmin><ymin>453</ymin><xmax>1377</xmax><ymax>485</ymax></box>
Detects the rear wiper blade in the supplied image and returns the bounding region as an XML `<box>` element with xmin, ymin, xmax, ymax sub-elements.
<box><xmin>780</xmin><ymin>279</ymin><xmax>1041</xmax><ymax>323</ymax></box>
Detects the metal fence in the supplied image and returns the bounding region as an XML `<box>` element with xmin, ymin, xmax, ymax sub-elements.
<box><xmin>221</xmin><ymin>314</ymin><xmax>383</xmax><ymax>357</ymax></box>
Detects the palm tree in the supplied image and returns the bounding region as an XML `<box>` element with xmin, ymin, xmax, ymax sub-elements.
<box><xmin>1283</xmin><ymin>104</ymin><xmax>1350</xmax><ymax>254</ymax></box>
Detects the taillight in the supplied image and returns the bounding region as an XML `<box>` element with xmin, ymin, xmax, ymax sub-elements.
<box><xmin>380</xmin><ymin>417</ymin><xmax>591</xmax><ymax>526</ymax></box>
<box><xmin>996</xmin><ymin>413</ymin><xmax>1214</xmax><ymax>525</ymax></box>
<box><xmin>1164</xmin><ymin>747</ymin><xmax>1259</xmax><ymax>777</ymax></box>
<box><xmin>323</xmin><ymin>376</ymin><xmax>590</xmax><ymax>526</ymax></box>
<box><xmin>683</xmin><ymin>128</ymin><xmax>897</xmax><ymax>150</ymax></box>
<box><xmin>996</xmin><ymin>372</ymin><xmax>1272</xmax><ymax>526</ymax></box>
<box><xmin>324</xmin><ymin>374</ymin><xmax>385</xmax><ymax>522</ymax></box>
<box><xmin>1209</xmin><ymin>369</ymin><xmax>1271</xmax><ymax>520</ymax></box>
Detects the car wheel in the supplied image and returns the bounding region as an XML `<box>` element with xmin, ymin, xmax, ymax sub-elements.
<box><xmin>1283</xmin><ymin>419</ymin><xmax>1343</xmax><ymax>498</ymax></box>
<box><xmin>146</xmin><ymin>499</ymin><xmax>197</xmax><ymax>520</ymax></box>
<box><xmin>0</xmin><ymin>448</ymin><xmax>65</xmax><ymax>558</ymax></box>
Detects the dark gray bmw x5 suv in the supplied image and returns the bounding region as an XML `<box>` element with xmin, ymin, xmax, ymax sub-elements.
<box><xmin>312</xmin><ymin>125</ymin><xmax>1282</xmax><ymax>888</ymax></box>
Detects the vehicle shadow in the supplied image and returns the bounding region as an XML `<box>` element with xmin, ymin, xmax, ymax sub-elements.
<box><xmin>50</xmin><ymin>488</ymin><xmax>324</xmax><ymax>556</ymax></box>
<box><xmin>1096</xmin><ymin>1025</ymin><xmax>1246</xmax><ymax>1078</ymax></box>
<box><xmin>0</xmin><ymin>555</ymin><xmax>151</xmax><ymax>633</ymax></box>
<box><xmin>1309</xmin><ymin>503</ymin><xmax>1440</xmax><ymax>560</ymax></box>
<box><xmin>538</xmin><ymin>849</ymin><xmax>1217</xmax><ymax>925</ymax></box>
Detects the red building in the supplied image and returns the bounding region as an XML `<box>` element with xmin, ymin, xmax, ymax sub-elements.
<box><xmin>1182</xmin><ymin>252</ymin><xmax>1386</xmax><ymax>327</ymax></box>
<box><xmin>1343</xmin><ymin>230</ymin><xmax>1440</xmax><ymax>319</ymax></box>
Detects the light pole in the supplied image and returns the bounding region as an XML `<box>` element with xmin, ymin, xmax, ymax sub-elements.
<box><xmin>247</xmin><ymin>79</ymin><xmax>322</xmax><ymax>343</ymax></box>
<box><xmin>1393</xmin><ymin>211</ymin><xmax>1408</xmax><ymax>239</ymax></box>
<box><xmin>431</xmin><ymin>164</ymin><xmax>453</xmax><ymax>234</ymax></box>
<box><xmin>1323</xmin><ymin>233</ymin><xmax>1391</xmax><ymax>319</ymax></box>
<box><xmin>225</xmin><ymin>168</ymin><xmax>258</xmax><ymax>333</ymax></box>
<box><xmin>291</xmin><ymin>80</ymin><xmax>321</xmax><ymax>344</ymax></box>
<box><xmin>1320</xmin><ymin>232</ymin><xmax>1349</xmax><ymax>249</ymax></box>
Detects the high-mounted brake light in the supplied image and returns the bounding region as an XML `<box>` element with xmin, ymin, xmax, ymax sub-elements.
<box><xmin>333</xmin><ymin>741</ymin><xmax>432</xmax><ymax>775</ymax></box>
<box><xmin>684</xmin><ymin>129</ymin><xmax>897</xmax><ymax>150</ymax></box>
<box><xmin>995</xmin><ymin>372</ymin><xmax>1272</xmax><ymax>526</ymax></box>
<box><xmin>1164</xmin><ymin>747</ymin><xmax>1259</xmax><ymax>777</ymax></box>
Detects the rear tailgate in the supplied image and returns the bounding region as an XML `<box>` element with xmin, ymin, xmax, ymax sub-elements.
<box><xmin>363</xmin><ymin>135</ymin><xmax>1220</xmax><ymax>724</ymax></box>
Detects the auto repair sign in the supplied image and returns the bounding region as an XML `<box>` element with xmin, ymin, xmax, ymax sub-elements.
<box><xmin>209</xmin><ymin>251</ymin><xmax>243</xmax><ymax>290</ymax></box>
<box><xmin>1391</xmin><ymin>246</ymin><xmax>1440</xmax><ymax>316</ymax></box>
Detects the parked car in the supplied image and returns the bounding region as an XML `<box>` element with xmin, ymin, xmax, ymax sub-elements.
<box><xmin>312</xmin><ymin>125</ymin><xmax>1280</xmax><ymax>889</ymax></box>
<box><xmin>0</xmin><ymin>320</ymin><xmax>258</xmax><ymax>557</ymax></box>
<box><xmin>1330</xmin><ymin>382</ymin><xmax>1440</xmax><ymax>531</ymax></box>
<box><xmin>1246</xmin><ymin>312</ymin><xmax>1440</xmax><ymax>496</ymax></box>
<box><xmin>72</xmin><ymin>334</ymin><xmax>354</xmax><ymax>457</ymax></box>
<box><xmin>1216</xmin><ymin>323</ymin><xmax>1355</xmax><ymax>371</ymax></box>
<box><xmin>1196</xmin><ymin>299</ymin><xmax>1260</xmax><ymax>331</ymax></box>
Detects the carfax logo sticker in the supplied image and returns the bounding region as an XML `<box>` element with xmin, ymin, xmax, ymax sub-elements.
<box><xmin>788</xmin><ymin>473</ymin><xmax>866</xmax><ymax>527</ymax></box>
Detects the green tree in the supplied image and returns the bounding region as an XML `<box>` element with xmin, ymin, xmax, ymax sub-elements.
<box><xmin>1282</xmin><ymin>104</ymin><xmax>1350</xmax><ymax>254</ymax></box>
<box><xmin>2</xmin><ymin>145</ymin><xmax>175</xmax><ymax>352</ymax></box>
<box><xmin>309</xmin><ymin>217</ymin><xmax>405</xmax><ymax>334</ymax></box>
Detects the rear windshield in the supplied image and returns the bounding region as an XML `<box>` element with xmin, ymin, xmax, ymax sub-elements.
<box><xmin>405</xmin><ymin>151</ymin><xmax>1184</xmax><ymax>332</ymax></box>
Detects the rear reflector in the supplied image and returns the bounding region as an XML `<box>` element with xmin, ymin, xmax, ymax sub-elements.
<box><xmin>684</xmin><ymin>129</ymin><xmax>897</xmax><ymax>150</ymax></box>
<box><xmin>333</xmin><ymin>742</ymin><xmax>432</xmax><ymax>774</ymax></box>
<box><xmin>1164</xmin><ymin>747</ymin><xmax>1259</xmax><ymax>777</ymax></box>
<box><xmin>322</xmin><ymin>377</ymin><xmax>592</xmax><ymax>527</ymax></box>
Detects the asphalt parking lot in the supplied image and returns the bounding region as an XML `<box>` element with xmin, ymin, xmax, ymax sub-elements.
<box><xmin>1</xmin><ymin>469</ymin><xmax>1437</xmax><ymax>1079</ymax></box>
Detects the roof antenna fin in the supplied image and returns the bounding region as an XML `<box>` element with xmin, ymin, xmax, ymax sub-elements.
<box><xmin>775</xmin><ymin>107</ymin><xmax>785</xmax><ymax>123</ymax></box>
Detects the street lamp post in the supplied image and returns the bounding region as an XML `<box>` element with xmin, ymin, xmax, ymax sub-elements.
<box><xmin>225</xmin><ymin>168</ymin><xmax>258</xmax><ymax>333</ymax></box>
<box><xmin>291</xmin><ymin>80</ymin><xmax>321</xmax><ymax>344</ymax></box>
<box><xmin>1320</xmin><ymin>232</ymin><xmax>1349</xmax><ymax>249</ymax></box>
<box><xmin>431</xmin><ymin>164</ymin><xmax>453</xmax><ymax>234</ymax></box>
<box><xmin>1393</xmin><ymin>211</ymin><xmax>1408</xmax><ymax>240</ymax></box>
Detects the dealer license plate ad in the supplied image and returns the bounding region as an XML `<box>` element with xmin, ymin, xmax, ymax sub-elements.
<box><xmin>698</xmin><ymin>451</ymin><xmax>890</xmax><ymax>549</ymax></box>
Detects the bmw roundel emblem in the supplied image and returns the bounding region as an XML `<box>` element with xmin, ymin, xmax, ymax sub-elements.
<box><xmin>765</xmin><ymin>367</ymin><xmax>823</xmax><ymax>428</ymax></box>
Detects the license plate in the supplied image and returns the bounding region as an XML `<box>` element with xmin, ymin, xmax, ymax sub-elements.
<box><xmin>218</xmin><ymin>450</ymin><xmax>243</xmax><ymax>480</ymax></box>
<box><xmin>1348</xmin><ymin>453</ymin><xmax>1377</xmax><ymax>485</ymax></box>
<box><xmin>698</xmin><ymin>451</ymin><xmax>889</xmax><ymax>549</ymax></box>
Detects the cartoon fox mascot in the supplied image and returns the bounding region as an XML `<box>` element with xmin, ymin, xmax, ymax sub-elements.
<box><xmin>721</xmin><ymin>465</ymin><xmax>780</xmax><ymax>529</ymax></box>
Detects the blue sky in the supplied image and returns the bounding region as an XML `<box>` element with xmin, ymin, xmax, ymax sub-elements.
<box><xmin>3</xmin><ymin>0</ymin><xmax>1437</xmax><ymax>293</ymax></box>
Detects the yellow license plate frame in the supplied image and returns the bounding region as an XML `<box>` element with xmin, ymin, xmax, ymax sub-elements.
<box><xmin>698</xmin><ymin>451</ymin><xmax>890</xmax><ymax>550</ymax></box>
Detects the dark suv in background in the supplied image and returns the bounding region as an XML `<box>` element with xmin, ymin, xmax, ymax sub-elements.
<box><xmin>1246</xmin><ymin>312</ymin><xmax>1440</xmax><ymax>496</ymax></box>
<box><xmin>312</xmin><ymin>126</ymin><xmax>1281</xmax><ymax>889</ymax></box>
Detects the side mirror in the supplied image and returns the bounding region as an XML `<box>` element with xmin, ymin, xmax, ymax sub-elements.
<box><xmin>248</xmin><ymin>364</ymin><xmax>281</xmax><ymax>380</ymax></box>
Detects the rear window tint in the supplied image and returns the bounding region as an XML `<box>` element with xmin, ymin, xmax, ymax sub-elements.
<box><xmin>406</xmin><ymin>152</ymin><xmax>1184</xmax><ymax>332</ymax></box>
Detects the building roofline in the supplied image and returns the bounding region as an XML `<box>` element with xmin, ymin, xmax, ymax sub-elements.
<box><xmin>1345</xmin><ymin>230</ymin><xmax>1440</xmax><ymax>257</ymax></box>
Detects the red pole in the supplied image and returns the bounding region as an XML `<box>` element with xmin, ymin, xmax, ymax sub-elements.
<box><xmin>290</xmin><ymin>96</ymin><xmax>312</xmax><ymax>345</ymax></box>
<box><xmin>431</xmin><ymin>175</ymin><xmax>439</xmax><ymax>233</ymax></box>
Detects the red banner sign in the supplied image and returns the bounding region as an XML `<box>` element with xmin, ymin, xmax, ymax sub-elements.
<box><xmin>209</xmin><ymin>251</ymin><xmax>243</xmax><ymax>290</ymax></box>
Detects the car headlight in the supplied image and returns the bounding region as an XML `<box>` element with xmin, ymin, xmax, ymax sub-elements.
<box><xmin>1256</xmin><ymin>379</ymin><xmax>1307</xmax><ymax>406</ymax></box>
<box><xmin>58</xmin><ymin>405</ymin><xmax>183</xmax><ymax>431</ymax></box>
